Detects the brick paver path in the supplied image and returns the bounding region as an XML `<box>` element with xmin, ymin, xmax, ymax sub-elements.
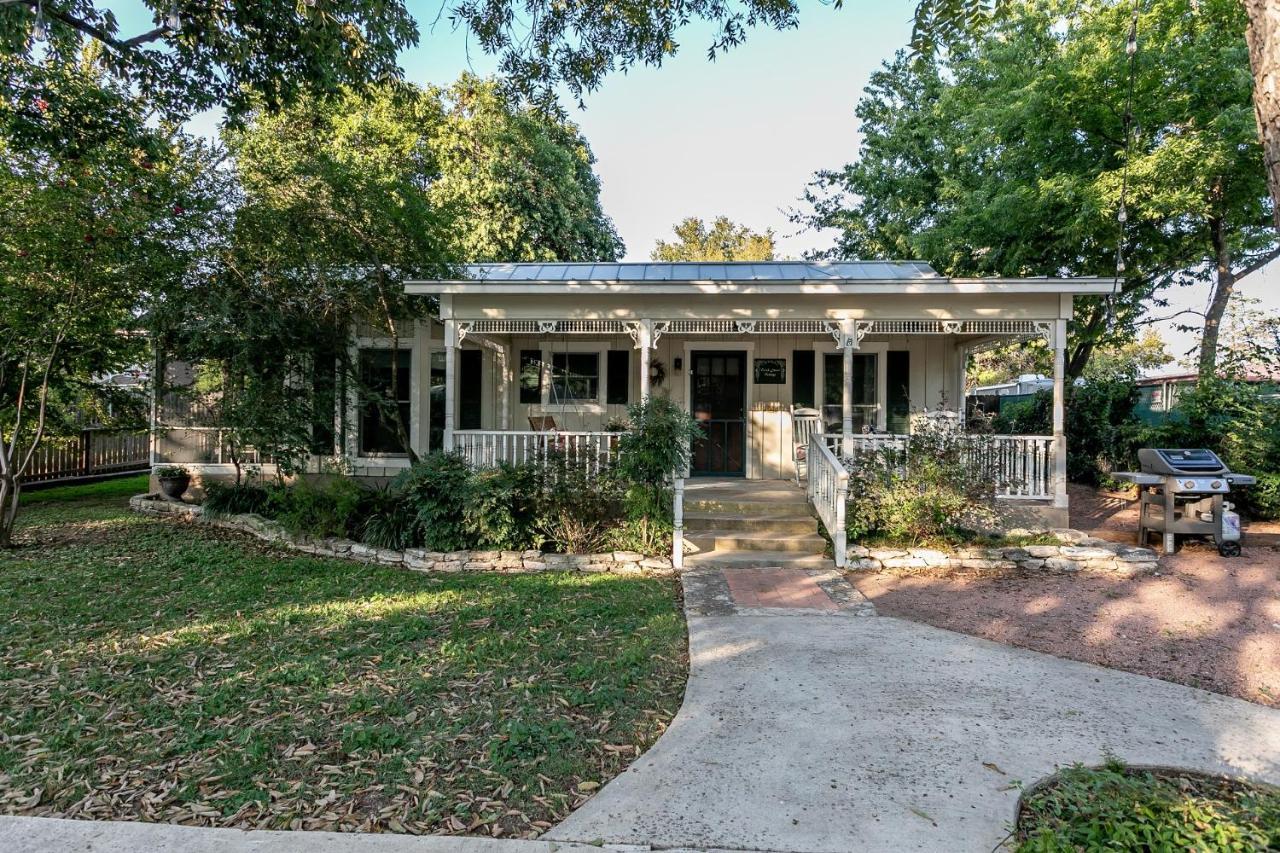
<box><xmin>722</xmin><ymin>567</ymin><xmax>839</xmax><ymax>610</ymax></box>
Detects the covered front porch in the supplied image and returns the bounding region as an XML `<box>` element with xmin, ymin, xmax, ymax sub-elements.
<box><xmin>430</xmin><ymin>317</ymin><xmax>1062</xmax><ymax>496</ymax></box>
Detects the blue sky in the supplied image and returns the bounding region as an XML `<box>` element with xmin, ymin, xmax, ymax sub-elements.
<box><xmin>115</xmin><ymin>0</ymin><xmax>919</xmax><ymax>260</ymax></box>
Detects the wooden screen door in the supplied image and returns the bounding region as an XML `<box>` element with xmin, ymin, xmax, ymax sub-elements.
<box><xmin>690</xmin><ymin>351</ymin><xmax>747</xmax><ymax>476</ymax></box>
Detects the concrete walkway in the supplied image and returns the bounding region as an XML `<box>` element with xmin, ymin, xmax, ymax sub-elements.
<box><xmin>547</xmin><ymin>568</ymin><xmax>1280</xmax><ymax>852</ymax></box>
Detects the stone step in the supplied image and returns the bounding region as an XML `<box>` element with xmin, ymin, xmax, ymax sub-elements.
<box><xmin>687</xmin><ymin>531</ymin><xmax>829</xmax><ymax>554</ymax></box>
<box><xmin>684</xmin><ymin>549</ymin><xmax>836</xmax><ymax>570</ymax></box>
<box><xmin>683</xmin><ymin>512</ymin><xmax>818</xmax><ymax>535</ymax></box>
<box><xmin>685</xmin><ymin>499</ymin><xmax>814</xmax><ymax>518</ymax></box>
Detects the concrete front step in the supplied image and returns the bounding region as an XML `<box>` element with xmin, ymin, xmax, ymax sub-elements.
<box><xmin>683</xmin><ymin>512</ymin><xmax>818</xmax><ymax>535</ymax></box>
<box><xmin>685</xmin><ymin>499</ymin><xmax>814</xmax><ymax>518</ymax></box>
<box><xmin>684</xmin><ymin>549</ymin><xmax>836</xmax><ymax>570</ymax></box>
<box><xmin>687</xmin><ymin>531</ymin><xmax>829</xmax><ymax>553</ymax></box>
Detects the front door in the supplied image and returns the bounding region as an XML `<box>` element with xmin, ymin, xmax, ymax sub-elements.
<box><xmin>690</xmin><ymin>351</ymin><xmax>747</xmax><ymax>476</ymax></box>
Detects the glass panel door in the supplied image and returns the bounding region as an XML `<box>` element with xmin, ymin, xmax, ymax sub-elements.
<box><xmin>690</xmin><ymin>351</ymin><xmax>747</xmax><ymax>476</ymax></box>
<box><xmin>822</xmin><ymin>353</ymin><xmax>878</xmax><ymax>433</ymax></box>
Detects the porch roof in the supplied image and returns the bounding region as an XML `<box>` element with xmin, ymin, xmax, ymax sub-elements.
<box><xmin>405</xmin><ymin>261</ymin><xmax>1114</xmax><ymax>295</ymax></box>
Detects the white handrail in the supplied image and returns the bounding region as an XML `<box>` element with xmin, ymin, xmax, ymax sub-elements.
<box><xmin>806</xmin><ymin>431</ymin><xmax>848</xmax><ymax>568</ymax></box>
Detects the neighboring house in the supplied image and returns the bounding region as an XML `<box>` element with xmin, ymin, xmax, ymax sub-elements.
<box><xmin>152</xmin><ymin>261</ymin><xmax>1110</xmax><ymax>537</ymax></box>
<box><xmin>967</xmin><ymin>373</ymin><xmax>1056</xmax><ymax>419</ymax></box>
<box><xmin>1136</xmin><ymin>370</ymin><xmax>1280</xmax><ymax>424</ymax></box>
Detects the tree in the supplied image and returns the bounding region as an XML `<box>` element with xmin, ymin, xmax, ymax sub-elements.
<box><xmin>801</xmin><ymin>0</ymin><xmax>1273</xmax><ymax>378</ymax></box>
<box><xmin>651</xmin><ymin>216</ymin><xmax>776</xmax><ymax>261</ymax></box>
<box><xmin>0</xmin><ymin>0</ymin><xmax>416</xmax><ymax>122</ymax></box>
<box><xmin>428</xmin><ymin>74</ymin><xmax>623</xmax><ymax>262</ymax></box>
<box><xmin>0</xmin><ymin>50</ymin><xmax>217</xmax><ymax>546</ymax></box>
<box><xmin>911</xmin><ymin>0</ymin><xmax>1280</xmax><ymax>239</ymax></box>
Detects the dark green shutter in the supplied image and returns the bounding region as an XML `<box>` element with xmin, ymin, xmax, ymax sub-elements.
<box><xmin>792</xmin><ymin>350</ymin><xmax>815</xmax><ymax>408</ymax></box>
<box><xmin>887</xmin><ymin>350</ymin><xmax>910</xmax><ymax>434</ymax></box>
<box><xmin>459</xmin><ymin>349</ymin><xmax>482</xmax><ymax>430</ymax></box>
<box><xmin>606</xmin><ymin>350</ymin><xmax>629</xmax><ymax>405</ymax></box>
<box><xmin>519</xmin><ymin>349</ymin><xmax>541</xmax><ymax>404</ymax></box>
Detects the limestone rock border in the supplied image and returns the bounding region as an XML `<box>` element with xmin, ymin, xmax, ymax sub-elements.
<box><xmin>847</xmin><ymin>530</ymin><xmax>1159</xmax><ymax>576</ymax></box>
<box><xmin>129</xmin><ymin>494</ymin><xmax>674</xmax><ymax>577</ymax></box>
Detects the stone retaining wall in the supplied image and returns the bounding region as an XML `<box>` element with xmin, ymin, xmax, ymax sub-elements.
<box><xmin>129</xmin><ymin>494</ymin><xmax>675</xmax><ymax>576</ymax></box>
<box><xmin>848</xmin><ymin>530</ymin><xmax>1158</xmax><ymax>576</ymax></box>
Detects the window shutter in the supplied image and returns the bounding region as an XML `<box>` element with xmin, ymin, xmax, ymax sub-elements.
<box><xmin>792</xmin><ymin>350</ymin><xmax>815</xmax><ymax>408</ymax></box>
<box><xmin>887</xmin><ymin>350</ymin><xmax>910</xmax><ymax>434</ymax></box>
<box><xmin>607</xmin><ymin>350</ymin><xmax>630</xmax><ymax>405</ymax></box>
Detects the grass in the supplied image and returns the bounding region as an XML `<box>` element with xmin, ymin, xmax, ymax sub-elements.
<box><xmin>1017</xmin><ymin>760</ymin><xmax>1280</xmax><ymax>851</ymax></box>
<box><xmin>19</xmin><ymin>473</ymin><xmax>150</xmax><ymax>506</ymax></box>
<box><xmin>0</xmin><ymin>483</ymin><xmax>687</xmax><ymax>837</ymax></box>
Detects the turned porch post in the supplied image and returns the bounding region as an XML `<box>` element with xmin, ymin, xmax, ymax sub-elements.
<box><xmin>635</xmin><ymin>319</ymin><xmax>654</xmax><ymax>402</ymax></box>
<box><xmin>838</xmin><ymin>319</ymin><xmax>859</xmax><ymax>458</ymax></box>
<box><xmin>1052</xmin><ymin>318</ymin><xmax>1068</xmax><ymax>509</ymax></box>
<box><xmin>443</xmin><ymin>318</ymin><xmax>458</xmax><ymax>451</ymax></box>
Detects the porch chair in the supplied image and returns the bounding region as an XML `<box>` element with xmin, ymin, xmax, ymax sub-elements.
<box><xmin>791</xmin><ymin>407</ymin><xmax>824</xmax><ymax>486</ymax></box>
<box><xmin>527</xmin><ymin>415</ymin><xmax>559</xmax><ymax>432</ymax></box>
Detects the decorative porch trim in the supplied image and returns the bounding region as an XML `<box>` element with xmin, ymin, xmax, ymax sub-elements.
<box><xmin>443</xmin><ymin>318</ymin><xmax>1055</xmax><ymax>339</ymax></box>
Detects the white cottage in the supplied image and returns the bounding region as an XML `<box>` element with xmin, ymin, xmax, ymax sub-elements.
<box><xmin>155</xmin><ymin>260</ymin><xmax>1110</xmax><ymax>567</ymax></box>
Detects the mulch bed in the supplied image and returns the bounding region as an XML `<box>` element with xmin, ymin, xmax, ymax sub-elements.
<box><xmin>851</xmin><ymin>484</ymin><xmax>1280</xmax><ymax>707</ymax></box>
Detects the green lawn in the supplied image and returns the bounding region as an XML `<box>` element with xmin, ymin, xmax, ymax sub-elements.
<box><xmin>1017</xmin><ymin>761</ymin><xmax>1280</xmax><ymax>851</ymax></box>
<box><xmin>0</xmin><ymin>485</ymin><xmax>687</xmax><ymax>836</ymax></box>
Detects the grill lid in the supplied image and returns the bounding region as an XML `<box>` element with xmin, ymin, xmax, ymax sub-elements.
<box><xmin>1137</xmin><ymin>448</ymin><xmax>1229</xmax><ymax>475</ymax></box>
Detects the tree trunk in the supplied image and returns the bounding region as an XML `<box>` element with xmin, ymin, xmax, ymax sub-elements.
<box><xmin>0</xmin><ymin>474</ymin><xmax>19</xmax><ymax>549</ymax></box>
<box><xmin>1245</xmin><ymin>0</ymin><xmax>1280</xmax><ymax>233</ymax></box>
<box><xmin>1201</xmin><ymin>216</ymin><xmax>1237</xmax><ymax>377</ymax></box>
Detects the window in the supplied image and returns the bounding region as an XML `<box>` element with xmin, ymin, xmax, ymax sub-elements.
<box><xmin>823</xmin><ymin>352</ymin><xmax>877</xmax><ymax>432</ymax></box>
<box><xmin>358</xmin><ymin>348</ymin><xmax>411</xmax><ymax>455</ymax></box>
<box><xmin>429</xmin><ymin>350</ymin><xmax>445</xmax><ymax>450</ymax></box>
<box><xmin>519</xmin><ymin>349</ymin><xmax>542</xmax><ymax>404</ymax></box>
<box><xmin>792</xmin><ymin>350</ymin><xmax>815</xmax><ymax>408</ymax></box>
<box><xmin>550</xmin><ymin>352</ymin><xmax>600</xmax><ymax>403</ymax></box>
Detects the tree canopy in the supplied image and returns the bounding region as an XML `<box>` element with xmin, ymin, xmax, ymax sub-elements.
<box><xmin>651</xmin><ymin>215</ymin><xmax>776</xmax><ymax>261</ymax></box>
<box><xmin>800</xmin><ymin>0</ymin><xmax>1273</xmax><ymax>377</ymax></box>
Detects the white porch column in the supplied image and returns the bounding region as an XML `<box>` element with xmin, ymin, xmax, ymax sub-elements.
<box><xmin>443</xmin><ymin>318</ymin><xmax>458</xmax><ymax>452</ymax></box>
<box><xmin>838</xmin><ymin>319</ymin><xmax>859</xmax><ymax>458</ymax></box>
<box><xmin>636</xmin><ymin>319</ymin><xmax>654</xmax><ymax>402</ymax></box>
<box><xmin>499</xmin><ymin>344</ymin><xmax>511</xmax><ymax>431</ymax></box>
<box><xmin>1052</xmin><ymin>318</ymin><xmax>1068</xmax><ymax>509</ymax></box>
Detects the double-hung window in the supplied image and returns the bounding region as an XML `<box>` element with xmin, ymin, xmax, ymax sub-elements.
<box><xmin>550</xmin><ymin>352</ymin><xmax>601</xmax><ymax>404</ymax></box>
<box><xmin>358</xmin><ymin>348</ymin><xmax>411</xmax><ymax>455</ymax></box>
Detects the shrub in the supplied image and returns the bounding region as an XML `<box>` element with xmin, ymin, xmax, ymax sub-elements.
<box><xmin>464</xmin><ymin>463</ymin><xmax>540</xmax><ymax>550</ymax></box>
<box><xmin>202</xmin><ymin>481</ymin><xmax>273</xmax><ymax>516</ymax></box>
<box><xmin>534</xmin><ymin>461</ymin><xmax>626</xmax><ymax>553</ymax></box>
<box><xmin>273</xmin><ymin>476</ymin><xmax>370</xmax><ymax>540</ymax></box>
<box><xmin>615</xmin><ymin>396</ymin><xmax>702</xmax><ymax>522</ymax></box>
<box><xmin>394</xmin><ymin>452</ymin><xmax>472</xmax><ymax>551</ymax></box>
<box><xmin>358</xmin><ymin>490</ymin><xmax>419</xmax><ymax>550</ymax></box>
<box><xmin>845</xmin><ymin>423</ymin><xmax>1001</xmax><ymax>545</ymax></box>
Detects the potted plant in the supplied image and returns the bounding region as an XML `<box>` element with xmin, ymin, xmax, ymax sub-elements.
<box><xmin>154</xmin><ymin>465</ymin><xmax>191</xmax><ymax>501</ymax></box>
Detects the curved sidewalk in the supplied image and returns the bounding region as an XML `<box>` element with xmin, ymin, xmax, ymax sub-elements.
<box><xmin>547</xmin><ymin>569</ymin><xmax>1280</xmax><ymax>852</ymax></box>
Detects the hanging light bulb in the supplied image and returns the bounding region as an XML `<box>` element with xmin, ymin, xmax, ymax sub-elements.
<box><xmin>166</xmin><ymin>9</ymin><xmax>182</xmax><ymax>31</ymax></box>
<box><xmin>31</xmin><ymin>3</ymin><xmax>48</xmax><ymax>42</ymax></box>
<box><xmin>1126</xmin><ymin>21</ymin><xmax>1137</xmax><ymax>56</ymax></box>
<box><xmin>1117</xmin><ymin>204</ymin><xmax>1128</xmax><ymax>224</ymax></box>
<box><xmin>1116</xmin><ymin>254</ymin><xmax>1127</xmax><ymax>274</ymax></box>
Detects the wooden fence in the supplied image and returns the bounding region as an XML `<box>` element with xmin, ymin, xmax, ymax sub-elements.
<box><xmin>19</xmin><ymin>430</ymin><xmax>150</xmax><ymax>485</ymax></box>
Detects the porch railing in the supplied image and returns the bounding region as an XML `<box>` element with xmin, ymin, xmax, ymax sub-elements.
<box><xmin>453</xmin><ymin>430</ymin><xmax>624</xmax><ymax>476</ymax></box>
<box><xmin>807</xmin><ymin>431</ymin><xmax>849</xmax><ymax>569</ymax></box>
<box><xmin>830</xmin><ymin>433</ymin><xmax>1054</xmax><ymax>500</ymax></box>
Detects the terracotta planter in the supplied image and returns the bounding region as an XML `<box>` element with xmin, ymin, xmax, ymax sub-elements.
<box><xmin>157</xmin><ymin>473</ymin><xmax>190</xmax><ymax>501</ymax></box>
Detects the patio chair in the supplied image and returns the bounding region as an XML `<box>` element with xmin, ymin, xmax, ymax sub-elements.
<box><xmin>791</xmin><ymin>407</ymin><xmax>824</xmax><ymax>485</ymax></box>
<box><xmin>527</xmin><ymin>415</ymin><xmax>559</xmax><ymax>432</ymax></box>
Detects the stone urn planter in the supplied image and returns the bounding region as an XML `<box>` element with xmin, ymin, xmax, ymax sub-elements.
<box><xmin>154</xmin><ymin>465</ymin><xmax>191</xmax><ymax>501</ymax></box>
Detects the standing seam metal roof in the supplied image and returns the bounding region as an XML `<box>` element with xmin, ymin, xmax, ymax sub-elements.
<box><xmin>458</xmin><ymin>261</ymin><xmax>941</xmax><ymax>282</ymax></box>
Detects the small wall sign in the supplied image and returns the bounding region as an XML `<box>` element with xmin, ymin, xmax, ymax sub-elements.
<box><xmin>753</xmin><ymin>358</ymin><xmax>786</xmax><ymax>385</ymax></box>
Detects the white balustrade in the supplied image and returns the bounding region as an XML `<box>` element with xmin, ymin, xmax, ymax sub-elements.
<box><xmin>452</xmin><ymin>430</ymin><xmax>624</xmax><ymax>477</ymax></box>
<box><xmin>807</xmin><ymin>432</ymin><xmax>849</xmax><ymax>568</ymax></box>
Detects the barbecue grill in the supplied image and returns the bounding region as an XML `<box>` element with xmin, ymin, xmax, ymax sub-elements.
<box><xmin>1113</xmin><ymin>449</ymin><xmax>1255</xmax><ymax>556</ymax></box>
